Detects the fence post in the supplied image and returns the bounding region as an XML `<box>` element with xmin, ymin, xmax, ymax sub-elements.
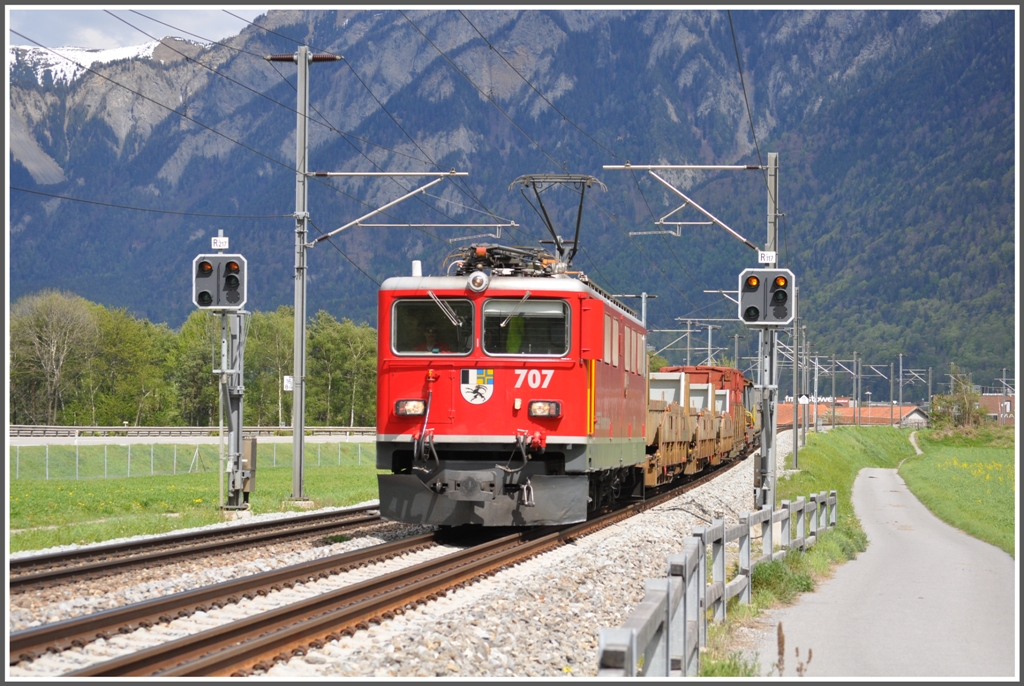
<box><xmin>739</xmin><ymin>514</ymin><xmax>751</xmax><ymax>605</ymax></box>
<box><xmin>16</xmin><ymin>445</ymin><xmax>20</xmax><ymax>480</ymax></box>
<box><xmin>76</xmin><ymin>442</ymin><xmax>80</xmax><ymax>480</ymax></box>
<box><xmin>104</xmin><ymin>444</ymin><xmax>108</xmax><ymax>479</ymax></box>
<box><xmin>358</xmin><ymin>443</ymin><xmax>361</xmax><ymax>465</ymax></box>
<box><xmin>780</xmin><ymin>499</ymin><xmax>791</xmax><ymax>553</ymax></box>
<box><xmin>274</xmin><ymin>443</ymin><xmax>277</xmax><ymax>467</ymax></box>
<box><xmin>795</xmin><ymin>496</ymin><xmax>806</xmax><ymax>551</ymax></box>
<box><xmin>46</xmin><ymin>445</ymin><xmax>49</xmax><ymax>480</ymax></box>
<box><xmin>339</xmin><ymin>442</ymin><xmax>342</xmax><ymax>466</ymax></box>
<box><xmin>711</xmin><ymin>519</ymin><xmax>726</xmax><ymax>622</ymax></box>
<box><xmin>151</xmin><ymin>444</ymin><xmax>154</xmax><ymax>476</ymax></box>
<box><xmin>829</xmin><ymin>490</ymin><xmax>838</xmax><ymax>528</ymax></box>
<box><xmin>819</xmin><ymin>490</ymin><xmax>828</xmax><ymax>531</ymax></box>
<box><xmin>692</xmin><ymin>527</ymin><xmax>708</xmax><ymax>648</ymax></box>
<box><xmin>174</xmin><ymin>445</ymin><xmax>177</xmax><ymax>475</ymax></box>
<box><xmin>762</xmin><ymin>503</ymin><xmax>773</xmax><ymax>561</ymax></box>
<box><xmin>128</xmin><ymin>443</ymin><xmax>131</xmax><ymax>477</ymax></box>
<box><xmin>318</xmin><ymin>443</ymin><xmax>321</xmax><ymax>467</ymax></box>
<box><xmin>669</xmin><ymin>539</ymin><xmax>702</xmax><ymax>677</ymax></box>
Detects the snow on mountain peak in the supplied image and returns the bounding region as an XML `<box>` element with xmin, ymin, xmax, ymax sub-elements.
<box><xmin>9</xmin><ymin>42</ymin><xmax>162</xmax><ymax>85</ymax></box>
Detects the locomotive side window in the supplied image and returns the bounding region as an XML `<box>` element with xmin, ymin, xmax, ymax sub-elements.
<box><xmin>625</xmin><ymin>326</ymin><xmax>632</xmax><ymax>373</ymax></box>
<box><xmin>482</xmin><ymin>299</ymin><xmax>569</xmax><ymax>356</ymax></box>
<box><xmin>392</xmin><ymin>298</ymin><xmax>473</xmax><ymax>355</ymax></box>
<box><xmin>603</xmin><ymin>314</ymin><xmax>612</xmax><ymax>364</ymax></box>
<box><xmin>612</xmin><ymin>318</ymin><xmax>619</xmax><ymax>367</ymax></box>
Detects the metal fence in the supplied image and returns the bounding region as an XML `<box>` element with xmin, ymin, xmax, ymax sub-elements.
<box><xmin>597</xmin><ymin>490</ymin><xmax>837</xmax><ymax>677</ymax></box>
<box><xmin>9</xmin><ymin>425</ymin><xmax>376</xmax><ymax>438</ymax></box>
<box><xmin>8</xmin><ymin>441</ymin><xmax>376</xmax><ymax>481</ymax></box>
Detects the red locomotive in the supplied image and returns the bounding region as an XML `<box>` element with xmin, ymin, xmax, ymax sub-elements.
<box><xmin>376</xmin><ymin>243</ymin><xmax>649</xmax><ymax>526</ymax></box>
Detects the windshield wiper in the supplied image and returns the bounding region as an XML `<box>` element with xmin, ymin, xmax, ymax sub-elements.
<box><xmin>427</xmin><ymin>291</ymin><xmax>462</xmax><ymax>327</ymax></box>
<box><xmin>500</xmin><ymin>291</ymin><xmax>531</xmax><ymax>328</ymax></box>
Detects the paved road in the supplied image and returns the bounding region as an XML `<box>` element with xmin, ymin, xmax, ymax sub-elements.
<box><xmin>749</xmin><ymin>467</ymin><xmax>1017</xmax><ymax>678</ymax></box>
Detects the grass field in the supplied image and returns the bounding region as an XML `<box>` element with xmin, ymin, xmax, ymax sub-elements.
<box><xmin>9</xmin><ymin>462</ymin><xmax>380</xmax><ymax>553</ymax></box>
<box><xmin>902</xmin><ymin>425</ymin><xmax>1016</xmax><ymax>556</ymax></box>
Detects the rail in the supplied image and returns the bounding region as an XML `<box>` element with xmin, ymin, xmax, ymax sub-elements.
<box><xmin>597</xmin><ymin>490</ymin><xmax>837</xmax><ymax>677</ymax></box>
<box><xmin>8</xmin><ymin>425</ymin><xmax>377</xmax><ymax>438</ymax></box>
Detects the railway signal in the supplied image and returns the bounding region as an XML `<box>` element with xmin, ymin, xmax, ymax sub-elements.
<box><xmin>738</xmin><ymin>268</ymin><xmax>794</xmax><ymax>326</ymax></box>
<box><xmin>192</xmin><ymin>254</ymin><xmax>247</xmax><ymax>310</ymax></box>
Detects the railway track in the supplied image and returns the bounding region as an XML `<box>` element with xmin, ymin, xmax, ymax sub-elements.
<box><xmin>10</xmin><ymin>506</ymin><xmax>381</xmax><ymax>593</ymax></box>
<box><xmin>12</xmin><ymin>455</ymin><xmax>747</xmax><ymax>676</ymax></box>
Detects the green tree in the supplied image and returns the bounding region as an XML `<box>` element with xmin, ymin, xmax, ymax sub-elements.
<box><xmin>929</xmin><ymin>363</ymin><xmax>985</xmax><ymax>429</ymax></box>
<box><xmin>78</xmin><ymin>305</ymin><xmax>177</xmax><ymax>426</ymax></box>
<box><xmin>647</xmin><ymin>350</ymin><xmax>670</xmax><ymax>375</ymax></box>
<box><xmin>10</xmin><ymin>290</ymin><xmax>98</xmax><ymax>425</ymax></box>
<box><xmin>167</xmin><ymin>310</ymin><xmax>219</xmax><ymax>426</ymax></box>
<box><xmin>245</xmin><ymin>306</ymin><xmax>294</xmax><ymax>427</ymax></box>
<box><xmin>307</xmin><ymin>311</ymin><xmax>377</xmax><ymax>427</ymax></box>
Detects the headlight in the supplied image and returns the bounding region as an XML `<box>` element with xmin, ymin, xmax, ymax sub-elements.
<box><xmin>395</xmin><ymin>400</ymin><xmax>426</xmax><ymax>416</ymax></box>
<box><xmin>468</xmin><ymin>270</ymin><xmax>489</xmax><ymax>292</ymax></box>
<box><xmin>529</xmin><ymin>401</ymin><xmax>561</xmax><ymax>418</ymax></box>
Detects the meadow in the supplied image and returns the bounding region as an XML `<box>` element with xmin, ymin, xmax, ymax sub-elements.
<box><xmin>8</xmin><ymin>441</ymin><xmax>378</xmax><ymax>553</ymax></box>
<box><xmin>902</xmin><ymin>425</ymin><xmax>1015</xmax><ymax>556</ymax></box>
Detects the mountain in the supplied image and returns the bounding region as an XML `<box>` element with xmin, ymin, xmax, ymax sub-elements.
<box><xmin>7</xmin><ymin>9</ymin><xmax>1016</xmax><ymax>398</ymax></box>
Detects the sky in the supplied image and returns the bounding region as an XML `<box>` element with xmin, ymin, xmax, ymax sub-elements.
<box><xmin>7</xmin><ymin>7</ymin><xmax>269</xmax><ymax>50</ymax></box>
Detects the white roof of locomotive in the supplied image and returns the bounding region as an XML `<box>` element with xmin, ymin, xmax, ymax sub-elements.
<box><xmin>381</xmin><ymin>274</ymin><xmax>587</xmax><ymax>294</ymax></box>
<box><xmin>380</xmin><ymin>274</ymin><xmax>642</xmax><ymax>323</ymax></box>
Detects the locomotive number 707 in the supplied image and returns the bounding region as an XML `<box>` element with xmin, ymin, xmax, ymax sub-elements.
<box><xmin>513</xmin><ymin>369</ymin><xmax>554</xmax><ymax>389</ymax></box>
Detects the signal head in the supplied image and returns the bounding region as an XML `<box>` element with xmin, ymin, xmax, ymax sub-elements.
<box><xmin>738</xmin><ymin>267</ymin><xmax>795</xmax><ymax>327</ymax></box>
<box><xmin>193</xmin><ymin>253</ymin><xmax>247</xmax><ymax>310</ymax></box>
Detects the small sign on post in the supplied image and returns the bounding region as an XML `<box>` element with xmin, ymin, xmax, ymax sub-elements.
<box><xmin>283</xmin><ymin>375</ymin><xmax>294</xmax><ymax>392</ymax></box>
<box><xmin>212</xmin><ymin>236</ymin><xmax>230</xmax><ymax>250</ymax></box>
<box><xmin>758</xmin><ymin>250</ymin><xmax>776</xmax><ymax>265</ymax></box>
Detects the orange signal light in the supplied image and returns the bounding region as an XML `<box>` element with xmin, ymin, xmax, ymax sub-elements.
<box><xmin>745</xmin><ymin>275</ymin><xmax>760</xmax><ymax>289</ymax></box>
<box><xmin>773</xmin><ymin>275</ymin><xmax>788</xmax><ymax>288</ymax></box>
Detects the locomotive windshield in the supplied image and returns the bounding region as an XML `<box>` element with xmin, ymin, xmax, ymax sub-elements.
<box><xmin>393</xmin><ymin>298</ymin><xmax>473</xmax><ymax>355</ymax></box>
<box><xmin>482</xmin><ymin>299</ymin><xmax>569</xmax><ymax>356</ymax></box>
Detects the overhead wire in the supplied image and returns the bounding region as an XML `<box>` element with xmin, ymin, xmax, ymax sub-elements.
<box><xmin>10</xmin><ymin>186</ymin><xmax>289</xmax><ymax>219</ymax></box>
<box><xmin>222</xmin><ymin>10</ymin><xmax>528</xmax><ymax>248</ymax></box>
<box><xmin>419</xmin><ymin>11</ymin><xmax>709</xmax><ymax>309</ymax></box>
<box><xmin>455</xmin><ymin>10</ymin><xmax>731</xmax><ymax>315</ymax></box>
<box><xmin>223</xmin><ymin>9</ymin><xmax>523</xmax><ymax>245</ymax></box>
<box><xmin>130</xmin><ymin>9</ymin><xmax>431</xmax><ymax>165</ymax></box>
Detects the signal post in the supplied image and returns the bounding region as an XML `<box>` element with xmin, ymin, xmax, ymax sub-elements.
<box><xmin>193</xmin><ymin>235</ymin><xmax>253</xmax><ymax>511</ymax></box>
<box><xmin>741</xmin><ymin>152</ymin><xmax>797</xmax><ymax>513</ymax></box>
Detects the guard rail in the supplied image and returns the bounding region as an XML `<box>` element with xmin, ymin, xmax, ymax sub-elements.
<box><xmin>598</xmin><ymin>490</ymin><xmax>837</xmax><ymax>677</ymax></box>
